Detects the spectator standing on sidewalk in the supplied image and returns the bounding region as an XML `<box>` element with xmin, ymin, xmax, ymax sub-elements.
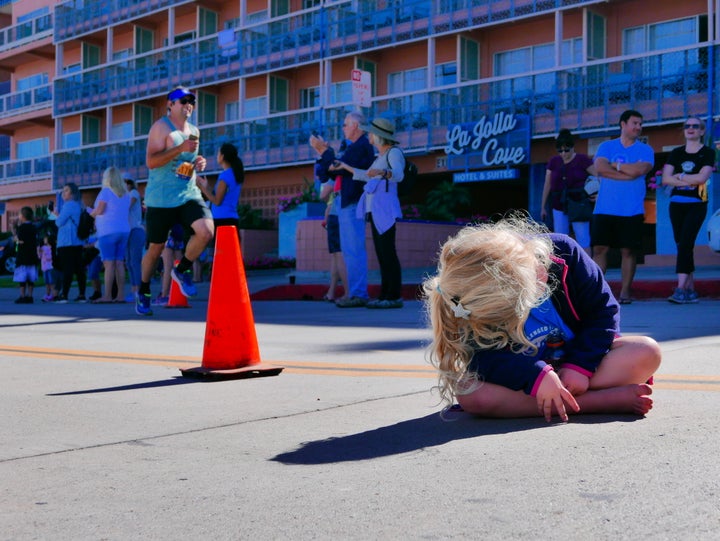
<box><xmin>661</xmin><ymin>117</ymin><xmax>715</xmax><ymax>304</ymax></box>
<box><xmin>334</xmin><ymin>117</ymin><xmax>405</xmax><ymax>308</ymax></box>
<box><xmin>89</xmin><ymin>167</ymin><xmax>131</xmax><ymax>303</ymax></box>
<box><xmin>329</xmin><ymin>111</ymin><xmax>375</xmax><ymax>308</ymax></box>
<box><xmin>311</xmin><ymin>134</ymin><xmax>348</xmax><ymax>302</ymax></box>
<box><xmin>591</xmin><ymin>109</ymin><xmax>654</xmax><ymax>304</ymax></box>
<box><xmin>54</xmin><ymin>182</ymin><xmax>87</xmax><ymax>303</ymax></box>
<box><xmin>124</xmin><ymin>173</ymin><xmax>146</xmax><ymax>302</ymax></box>
<box><xmin>13</xmin><ymin>207</ymin><xmax>39</xmax><ymax>304</ymax></box>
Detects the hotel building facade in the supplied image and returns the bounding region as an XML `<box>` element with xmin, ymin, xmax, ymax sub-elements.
<box><xmin>0</xmin><ymin>0</ymin><xmax>718</xmax><ymax>254</ymax></box>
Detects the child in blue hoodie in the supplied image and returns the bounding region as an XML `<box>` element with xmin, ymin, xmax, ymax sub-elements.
<box><xmin>424</xmin><ymin>216</ymin><xmax>661</xmax><ymax>422</ymax></box>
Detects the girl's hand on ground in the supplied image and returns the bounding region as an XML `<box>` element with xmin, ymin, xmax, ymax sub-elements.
<box><xmin>536</xmin><ymin>370</ymin><xmax>580</xmax><ymax>422</ymax></box>
<box><xmin>558</xmin><ymin>368</ymin><xmax>590</xmax><ymax>396</ymax></box>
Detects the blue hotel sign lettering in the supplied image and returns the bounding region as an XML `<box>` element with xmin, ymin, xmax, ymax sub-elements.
<box><xmin>445</xmin><ymin>113</ymin><xmax>530</xmax><ymax>182</ymax></box>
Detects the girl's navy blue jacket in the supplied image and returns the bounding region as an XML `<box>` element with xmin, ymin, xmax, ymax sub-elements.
<box><xmin>467</xmin><ymin>234</ymin><xmax>619</xmax><ymax>395</ymax></box>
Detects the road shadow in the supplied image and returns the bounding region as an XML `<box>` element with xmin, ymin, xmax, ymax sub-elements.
<box><xmin>47</xmin><ymin>376</ymin><xmax>198</xmax><ymax>396</ymax></box>
<box><xmin>272</xmin><ymin>411</ymin><xmax>643</xmax><ymax>464</ymax></box>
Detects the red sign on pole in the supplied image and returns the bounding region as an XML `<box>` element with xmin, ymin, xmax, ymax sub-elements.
<box><xmin>351</xmin><ymin>69</ymin><xmax>372</xmax><ymax>108</ymax></box>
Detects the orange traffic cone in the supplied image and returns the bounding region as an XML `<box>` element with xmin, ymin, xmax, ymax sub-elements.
<box><xmin>180</xmin><ymin>226</ymin><xmax>283</xmax><ymax>380</ymax></box>
<box><xmin>166</xmin><ymin>260</ymin><xmax>190</xmax><ymax>308</ymax></box>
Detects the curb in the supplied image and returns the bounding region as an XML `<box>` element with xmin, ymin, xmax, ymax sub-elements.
<box><xmin>250</xmin><ymin>279</ymin><xmax>720</xmax><ymax>302</ymax></box>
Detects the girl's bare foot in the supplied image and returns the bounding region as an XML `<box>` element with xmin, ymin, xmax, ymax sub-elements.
<box><xmin>578</xmin><ymin>384</ymin><xmax>654</xmax><ymax>416</ymax></box>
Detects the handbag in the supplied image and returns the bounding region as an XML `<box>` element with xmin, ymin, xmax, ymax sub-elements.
<box><xmin>560</xmin><ymin>163</ymin><xmax>595</xmax><ymax>223</ymax></box>
<box><xmin>564</xmin><ymin>187</ymin><xmax>594</xmax><ymax>222</ymax></box>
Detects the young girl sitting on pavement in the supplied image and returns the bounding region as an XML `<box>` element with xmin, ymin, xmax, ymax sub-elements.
<box><xmin>423</xmin><ymin>216</ymin><xmax>661</xmax><ymax>422</ymax></box>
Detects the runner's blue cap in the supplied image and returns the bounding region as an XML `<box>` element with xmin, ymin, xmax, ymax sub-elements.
<box><xmin>167</xmin><ymin>87</ymin><xmax>195</xmax><ymax>101</ymax></box>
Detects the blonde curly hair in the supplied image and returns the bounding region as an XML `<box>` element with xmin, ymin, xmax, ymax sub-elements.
<box><xmin>423</xmin><ymin>216</ymin><xmax>555</xmax><ymax>406</ymax></box>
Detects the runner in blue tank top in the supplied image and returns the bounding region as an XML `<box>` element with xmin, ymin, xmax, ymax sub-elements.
<box><xmin>135</xmin><ymin>87</ymin><xmax>214</xmax><ymax>316</ymax></box>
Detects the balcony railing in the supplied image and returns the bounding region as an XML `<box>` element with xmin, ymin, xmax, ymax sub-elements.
<box><xmin>0</xmin><ymin>156</ymin><xmax>52</xmax><ymax>184</ymax></box>
<box><xmin>54</xmin><ymin>0</ymin><xmax>195</xmax><ymax>43</ymax></box>
<box><xmin>48</xmin><ymin>44</ymin><xmax>718</xmax><ymax>190</ymax></box>
<box><xmin>0</xmin><ymin>84</ymin><xmax>53</xmax><ymax>119</ymax></box>
<box><xmin>0</xmin><ymin>13</ymin><xmax>53</xmax><ymax>52</ymax></box>
<box><xmin>53</xmin><ymin>0</ymin><xmax>600</xmax><ymax>46</ymax></box>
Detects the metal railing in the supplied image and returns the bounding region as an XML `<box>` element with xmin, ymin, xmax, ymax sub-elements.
<box><xmin>46</xmin><ymin>43</ymin><xmax>717</xmax><ymax>189</ymax></box>
<box><xmin>53</xmin><ymin>0</ymin><xmax>601</xmax><ymax>45</ymax></box>
<box><xmin>53</xmin><ymin>0</ymin><xmax>195</xmax><ymax>43</ymax></box>
<box><xmin>0</xmin><ymin>156</ymin><xmax>52</xmax><ymax>184</ymax></box>
<box><xmin>0</xmin><ymin>12</ymin><xmax>53</xmax><ymax>52</ymax></box>
<box><xmin>0</xmin><ymin>84</ymin><xmax>53</xmax><ymax>119</ymax></box>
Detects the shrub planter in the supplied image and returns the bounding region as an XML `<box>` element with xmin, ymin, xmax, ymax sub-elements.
<box><xmin>278</xmin><ymin>202</ymin><xmax>326</xmax><ymax>259</ymax></box>
<box><xmin>238</xmin><ymin>229</ymin><xmax>278</xmax><ymax>262</ymax></box>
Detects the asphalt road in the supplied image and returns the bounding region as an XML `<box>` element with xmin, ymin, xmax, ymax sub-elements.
<box><xmin>1</xmin><ymin>290</ymin><xmax>719</xmax><ymax>540</ymax></box>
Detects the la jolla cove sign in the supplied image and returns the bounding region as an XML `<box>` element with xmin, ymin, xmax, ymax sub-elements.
<box><xmin>445</xmin><ymin>112</ymin><xmax>531</xmax><ymax>173</ymax></box>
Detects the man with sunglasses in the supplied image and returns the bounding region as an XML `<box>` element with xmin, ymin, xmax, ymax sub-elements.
<box><xmin>136</xmin><ymin>86</ymin><xmax>213</xmax><ymax>316</ymax></box>
<box><xmin>592</xmin><ymin>109</ymin><xmax>654</xmax><ymax>304</ymax></box>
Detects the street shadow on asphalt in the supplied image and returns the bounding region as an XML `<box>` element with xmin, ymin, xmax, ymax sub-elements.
<box><xmin>271</xmin><ymin>412</ymin><xmax>643</xmax><ymax>465</ymax></box>
<box><xmin>46</xmin><ymin>377</ymin><xmax>198</xmax><ymax>396</ymax></box>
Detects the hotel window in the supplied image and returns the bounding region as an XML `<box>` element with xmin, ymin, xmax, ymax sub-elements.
<box><xmin>134</xmin><ymin>104</ymin><xmax>153</xmax><ymax>136</ymax></box>
<box><xmin>388</xmin><ymin>67</ymin><xmax>429</xmax><ymax>128</ymax></box>
<box><xmin>494</xmin><ymin>39</ymin><xmax>579</xmax><ymax>99</ymax></box>
<box><xmin>586</xmin><ymin>12</ymin><xmax>606</xmax><ymax>61</ymax></box>
<box><xmin>63</xmin><ymin>132</ymin><xmax>81</xmax><ymax>150</ymax></box>
<box><xmin>135</xmin><ymin>27</ymin><xmax>154</xmax><ymax>54</ymax></box>
<box><xmin>111</xmin><ymin>122</ymin><xmax>133</xmax><ymax>141</ymax></box>
<box><xmin>226</xmin><ymin>102</ymin><xmax>240</xmax><ymax>121</ymax></box>
<box><xmin>18</xmin><ymin>138</ymin><xmax>49</xmax><ymax>159</ymax></box>
<box><xmin>82</xmin><ymin>43</ymin><xmax>101</xmax><ymax>69</ymax></box>
<box><xmin>197</xmin><ymin>92</ymin><xmax>217</xmax><ymax>125</ymax></box>
<box><xmin>199</xmin><ymin>8</ymin><xmax>218</xmax><ymax>37</ymax></box>
<box><xmin>623</xmin><ymin>16</ymin><xmax>707</xmax><ymax>83</ymax></box>
<box><xmin>330</xmin><ymin>81</ymin><xmax>352</xmax><ymax>104</ymax></box>
<box><xmin>435</xmin><ymin>63</ymin><xmax>457</xmax><ymax>86</ymax></box>
<box><xmin>300</xmin><ymin>87</ymin><xmax>320</xmax><ymax>108</ymax></box>
<box><xmin>460</xmin><ymin>37</ymin><xmax>479</xmax><ymax>82</ymax></box>
<box><xmin>269</xmin><ymin>76</ymin><xmax>289</xmax><ymax>114</ymax></box>
<box><xmin>17</xmin><ymin>73</ymin><xmax>48</xmax><ymax>91</ymax></box>
<box><xmin>82</xmin><ymin>116</ymin><xmax>101</xmax><ymax>145</ymax></box>
<box><xmin>244</xmin><ymin>97</ymin><xmax>268</xmax><ymax>119</ymax></box>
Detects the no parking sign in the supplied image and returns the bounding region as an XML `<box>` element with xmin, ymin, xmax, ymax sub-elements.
<box><xmin>351</xmin><ymin>69</ymin><xmax>372</xmax><ymax>108</ymax></box>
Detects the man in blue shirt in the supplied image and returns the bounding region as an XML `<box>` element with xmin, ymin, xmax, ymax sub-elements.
<box><xmin>592</xmin><ymin>109</ymin><xmax>654</xmax><ymax>304</ymax></box>
<box><xmin>330</xmin><ymin>112</ymin><xmax>375</xmax><ymax>307</ymax></box>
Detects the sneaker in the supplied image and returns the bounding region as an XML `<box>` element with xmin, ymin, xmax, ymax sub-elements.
<box><xmin>24</xmin><ymin>296</ymin><xmax>34</xmax><ymax>304</ymax></box>
<box><xmin>42</xmin><ymin>295</ymin><xmax>53</xmax><ymax>303</ymax></box>
<box><xmin>667</xmin><ymin>288</ymin><xmax>687</xmax><ymax>304</ymax></box>
<box><xmin>74</xmin><ymin>295</ymin><xmax>87</xmax><ymax>303</ymax></box>
<box><xmin>124</xmin><ymin>293</ymin><xmax>136</xmax><ymax>303</ymax></box>
<box><xmin>685</xmin><ymin>289</ymin><xmax>699</xmax><ymax>303</ymax></box>
<box><xmin>89</xmin><ymin>291</ymin><xmax>102</xmax><ymax>302</ymax></box>
<box><xmin>135</xmin><ymin>293</ymin><xmax>153</xmax><ymax>316</ymax></box>
<box><xmin>14</xmin><ymin>296</ymin><xmax>29</xmax><ymax>304</ymax></box>
<box><xmin>53</xmin><ymin>295</ymin><xmax>68</xmax><ymax>304</ymax></box>
<box><xmin>365</xmin><ymin>299</ymin><xmax>382</xmax><ymax>308</ymax></box>
<box><xmin>151</xmin><ymin>295</ymin><xmax>169</xmax><ymax>306</ymax></box>
<box><xmin>335</xmin><ymin>296</ymin><xmax>368</xmax><ymax>308</ymax></box>
<box><xmin>171</xmin><ymin>267</ymin><xmax>197</xmax><ymax>297</ymax></box>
